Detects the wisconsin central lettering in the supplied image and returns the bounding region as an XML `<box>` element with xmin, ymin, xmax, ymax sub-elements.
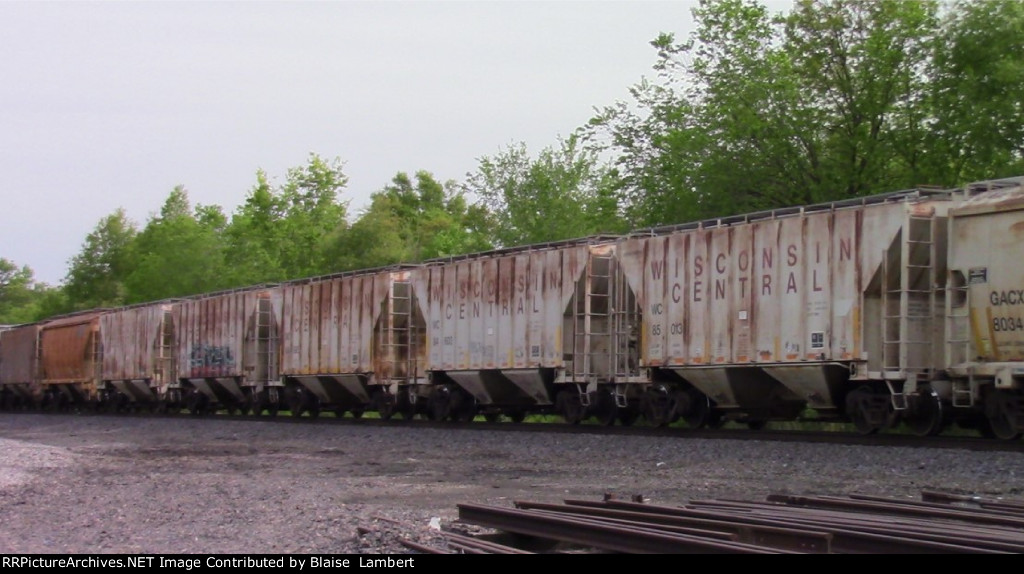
<box><xmin>650</xmin><ymin>238</ymin><xmax>852</xmax><ymax>301</ymax></box>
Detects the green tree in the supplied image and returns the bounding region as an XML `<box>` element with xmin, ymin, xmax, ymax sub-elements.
<box><xmin>226</xmin><ymin>153</ymin><xmax>350</xmax><ymax>282</ymax></box>
<box><xmin>0</xmin><ymin>259</ymin><xmax>41</xmax><ymax>323</ymax></box>
<box><xmin>277</xmin><ymin>153</ymin><xmax>350</xmax><ymax>277</ymax></box>
<box><xmin>31</xmin><ymin>287</ymin><xmax>72</xmax><ymax>321</ymax></box>
<box><xmin>123</xmin><ymin>186</ymin><xmax>229</xmax><ymax>302</ymax></box>
<box><xmin>224</xmin><ymin>170</ymin><xmax>287</xmax><ymax>285</ymax></box>
<box><xmin>782</xmin><ymin>0</ymin><xmax>939</xmax><ymax>193</ymax></box>
<box><xmin>63</xmin><ymin>208</ymin><xmax>138</xmax><ymax>309</ymax></box>
<box><xmin>464</xmin><ymin>135</ymin><xmax>624</xmax><ymax>247</ymax></box>
<box><xmin>927</xmin><ymin>0</ymin><xmax>1024</xmax><ymax>182</ymax></box>
<box><xmin>326</xmin><ymin>171</ymin><xmax>492</xmax><ymax>270</ymax></box>
<box><xmin>589</xmin><ymin>0</ymin><xmax>946</xmax><ymax>226</ymax></box>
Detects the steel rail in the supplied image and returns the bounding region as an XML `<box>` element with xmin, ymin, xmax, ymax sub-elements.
<box><xmin>513</xmin><ymin>500</ymin><xmax>831</xmax><ymax>553</ymax></box>
<box><xmin>563</xmin><ymin>499</ymin><xmax>1012</xmax><ymax>553</ymax></box>
<box><xmin>457</xmin><ymin>503</ymin><xmax>794</xmax><ymax>554</ymax></box>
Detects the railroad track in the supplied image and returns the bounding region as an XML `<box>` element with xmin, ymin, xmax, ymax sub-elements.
<box><xmin>402</xmin><ymin>491</ymin><xmax>1024</xmax><ymax>554</ymax></box>
<box><xmin>6</xmin><ymin>409</ymin><xmax>1024</xmax><ymax>453</ymax></box>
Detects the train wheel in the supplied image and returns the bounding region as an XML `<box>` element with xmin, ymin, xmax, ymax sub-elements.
<box><xmin>908</xmin><ymin>385</ymin><xmax>944</xmax><ymax>437</ymax></box>
<box><xmin>162</xmin><ymin>398</ymin><xmax>180</xmax><ymax>415</ymax></box>
<box><xmin>885</xmin><ymin>404</ymin><xmax>902</xmax><ymax>430</ymax></box>
<box><xmin>507</xmin><ymin>410</ymin><xmax>526</xmax><ymax>423</ymax></box>
<box><xmin>187</xmin><ymin>392</ymin><xmax>207</xmax><ymax>416</ymax></box>
<box><xmin>428</xmin><ymin>387</ymin><xmax>452</xmax><ymax>422</ymax></box>
<box><xmin>484</xmin><ymin>412</ymin><xmax>501</xmax><ymax>423</ymax></box>
<box><xmin>450</xmin><ymin>390</ymin><xmax>475</xmax><ymax>422</ymax></box>
<box><xmin>680</xmin><ymin>389</ymin><xmax>714</xmax><ymax>429</ymax></box>
<box><xmin>375</xmin><ymin>393</ymin><xmax>396</xmax><ymax>421</ymax></box>
<box><xmin>642</xmin><ymin>389</ymin><xmax>676</xmax><ymax>428</ymax></box>
<box><xmin>847</xmin><ymin>386</ymin><xmax>881</xmax><ymax>435</ymax></box>
<box><xmin>287</xmin><ymin>388</ymin><xmax>305</xmax><ymax>418</ymax></box>
<box><xmin>397</xmin><ymin>391</ymin><xmax>417</xmax><ymax>420</ymax></box>
<box><xmin>304</xmin><ymin>393</ymin><xmax>320</xmax><ymax>419</ymax></box>
<box><xmin>557</xmin><ymin>391</ymin><xmax>585</xmax><ymax>425</ymax></box>
<box><xmin>248</xmin><ymin>389</ymin><xmax>263</xmax><ymax>417</ymax></box>
<box><xmin>162</xmin><ymin>390</ymin><xmax>182</xmax><ymax>415</ymax></box>
<box><xmin>746</xmin><ymin>420</ymin><xmax>768</xmax><ymax>430</ymax></box>
<box><xmin>350</xmin><ymin>408</ymin><xmax>365</xmax><ymax>419</ymax></box>
<box><xmin>985</xmin><ymin>391</ymin><xmax>1022</xmax><ymax>441</ymax></box>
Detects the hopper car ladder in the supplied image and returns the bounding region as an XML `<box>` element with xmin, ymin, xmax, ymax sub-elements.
<box><xmin>572</xmin><ymin>252</ymin><xmax>611</xmax><ymax>406</ymax></box>
<box><xmin>379</xmin><ymin>280</ymin><xmax>419</xmax><ymax>384</ymax></box>
<box><xmin>154</xmin><ymin>309</ymin><xmax>175</xmax><ymax>389</ymax></box>
<box><xmin>33</xmin><ymin>328</ymin><xmax>42</xmax><ymax>403</ymax></box>
<box><xmin>254</xmin><ymin>297</ymin><xmax>278</xmax><ymax>386</ymax></box>
<box><xmin>92</xmin><ymin>322</ymin><xmax>102</xmax><ymax>387</ymax></box>
<box><xmin>609</xmin><ymin>253</ymin><xmax>643</xmax><ymax>386</ymax></box>
<box><xmin>570</xmin><ymin>252</ymin><xmax>633</xmax><ymax>409</ymax></box>
<box><xmin>881</xmin><ymin>214</ymin><xmax>938</xmax><ymax>411</ymax></box>
<box><xmin>945</xmin><ymin>273</ymin><xmax>975</xmax><ymax>408</ymax></box>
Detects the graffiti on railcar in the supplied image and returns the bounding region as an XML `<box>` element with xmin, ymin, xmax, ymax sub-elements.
<box><xmin>188</xmin><ymin>344</ymin><xmax>235</xmax><ymax>377</ymax></box>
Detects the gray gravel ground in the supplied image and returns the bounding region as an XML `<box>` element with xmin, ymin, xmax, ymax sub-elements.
<box><xmin>1</xmin><ymin>414</ymin><xmax>1022</xmax><ymax>554</ymax></box>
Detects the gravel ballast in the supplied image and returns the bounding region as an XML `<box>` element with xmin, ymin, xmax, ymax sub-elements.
<box><xmin>0</xmin><ymin>414</ymin><xmax>1022</xmax><ymax>554</ymax></box>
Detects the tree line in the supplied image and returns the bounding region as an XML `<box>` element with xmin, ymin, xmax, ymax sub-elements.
<box><xmin>2</xmin><ymin>0</ymin><xmax>1022</xmax><ymax>323</ymax></box>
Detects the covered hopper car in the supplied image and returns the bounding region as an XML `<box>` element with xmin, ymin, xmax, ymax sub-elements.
<box><xmin>0</xmin><ymin>322</ymin><xmax>41</xmax><ymax>409</ymax></box>
<box><xmin>100</xmin><ymin>300</ymin><xmax>178</xmax><ymax>411</ymax></box>
<box><xmin>274</xmin><ymin>266</ymin><xmax>424</xmax><ymax>420</ymax></box>
<box><xmin>2</xmin><ymin>176</ymin><xmax>1024</xmax><ymax>440</ymax></box>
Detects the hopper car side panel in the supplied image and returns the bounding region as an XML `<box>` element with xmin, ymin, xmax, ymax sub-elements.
<box><xmin>277</xmin><ymin>269</ymin><xmax>422</xmax><ymax>416</ymax></box>
<box><xmin>37</xmin><ymin>312</ymin><xmax>104</xmax><ymax>406</ymax></box>
<box><xmin>174</xmin><ymin>288</ymin><xmax>278</xmax><ymax>411</ymax></box>
<box><xmin>410</xmin><ymin>242</ymin><xmax>598</xmax><ymax>416</ymax></box>
<box><xmin>416</xmin><ymin>245</ymin><xmax>591</xmax><ymax>374</ymax></box>
<box><xmin>100</xmin><ymin>302</ymin><xmax>177</xmax><ymax>405</ymax></box>
<box><xmin>0</xmin><ymin>324</ymin><xmax>39</xmax><ymax>386</ymax></box>
<box><xmin>620</xmin><ymin>195</ymin><xmax>943</xmax><ymax>425</ymax></box>
<box><xmin>0</xmin><ymin>323</ymin><xmax>42</xmax><ymax>406</ymax></box>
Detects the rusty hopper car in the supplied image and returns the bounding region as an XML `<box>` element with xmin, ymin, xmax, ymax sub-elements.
<box><xmin>275</xmin><ymin>266</ymin><xmax>425</xmax><ymax>419</ymax></box>
<box><xmin>38</xmin><ymin>311</ymin><xmax>105</xmax><ymax>409</ymax></box>
<box><xmin>613</xmin><ymin>177</ymin><xmax>1024</xmax><ymax>438</ymax></box>
<box><xmin>175</xmin><ymin>286</ymin><xmax>280</xmax><ymax>415</ymax></box>
<box><xmin>99</xmin><ymin>300</ymin><xmax>178</xmax><ymax>411</ymax></box>
<box><xmin>0</xmin><ymin>322</ymin><xmax>42</xmax><ymax>409</ymax></box>
<box><xmin>411</xmin><ymin>236</ymin><xmax>633</xmax><ymax>423</ymax></box>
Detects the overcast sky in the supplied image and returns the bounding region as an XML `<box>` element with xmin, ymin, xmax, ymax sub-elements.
<box><xmin>0</xmin><ymin>1</ymin><xmax>791</xmax><ymax>286</ymax></box>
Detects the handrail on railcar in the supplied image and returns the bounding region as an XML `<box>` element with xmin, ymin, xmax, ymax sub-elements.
<box><xmin>627</xmin><ymin>184</ymin><xmax>970</xmax><ymax>238</ymax></box>
<box><xmin>422</xmin><ymin>234</ymin><xmax>623</xmax><ymax>265</ymax></box>
<box><xmin>281</xmin><ymin>262</ymin><xmax>424</xmax><ymax>287</ymax></box>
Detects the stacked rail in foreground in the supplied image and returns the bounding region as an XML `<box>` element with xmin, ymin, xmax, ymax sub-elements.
<box><xmin>404</xmin><ymin>491</ymin><xmax>1024</xmax><ymax>554</ymax></box>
